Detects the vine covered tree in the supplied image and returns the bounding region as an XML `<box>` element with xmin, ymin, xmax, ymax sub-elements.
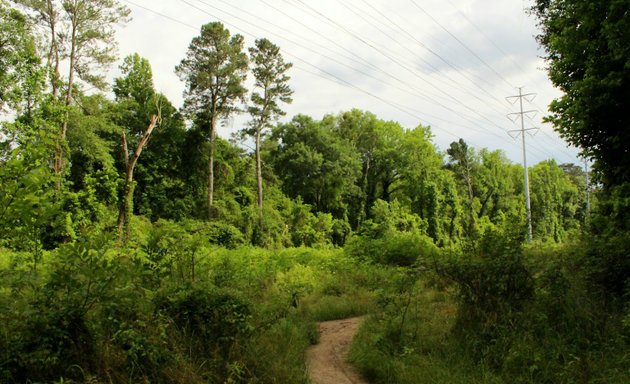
<box><xmin>113</xmin><ymin>54</ymin><xmax>161</xmax><ymax>239</ymax></box>
<box><xmin>447</xmin><ymin>139</ymin><xmax>478</xmax><ymax>234</ymax></box>
<box><xmin>270</xmin><ymin>115</ymin><xmax>361</xmax><ymax>217</ymax></box>
<box><xmin>175</xmin><ymin>22</ymin><xmax>248</xmax><ymax>219</ymax></box>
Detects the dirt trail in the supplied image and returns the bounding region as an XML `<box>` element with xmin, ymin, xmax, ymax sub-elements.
<box><xmin>306</xmin><ymin>317</ymin><xmax>368</xmax><ymax>384</ymax></box>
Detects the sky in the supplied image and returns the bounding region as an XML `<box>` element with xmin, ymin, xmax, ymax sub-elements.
<box><xmin>110</xmin><ymin>0</ymin><xmax>582</xmax><ymax>166</ymax></box>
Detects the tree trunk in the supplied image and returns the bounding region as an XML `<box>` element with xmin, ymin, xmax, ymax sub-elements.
<box><xmin>46</xmin><ymin>0</ymin><xmax>60</xmax><ymax>99</ymax></box>
<box><xmin>208</xmin><ymin>116</ymin><xmax>216</xmax><ymax>219</ymax></box>
<box><xmin>54</xmin><ymin>6</ymin><xmax>78</xmax><ymax>190</ymax></box>
<box><xmin>256</xmin><ymin>127</ymin><xmax>263</xmax><ymax>220</ymax></box>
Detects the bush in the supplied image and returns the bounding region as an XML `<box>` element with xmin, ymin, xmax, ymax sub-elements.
<box><xmin>154</xmin><ymin>284</ymin><xmax>253</xmax><ymax>359</ymax></box>
<box><xmin>346</xmin><ymin>231</ymin><xmax>438</xmax><ymax>266</ymax></box>
<box><xmin>1</xmin><ymin>234</ymin><xmax>119</xmax><ymax>383</ymax></box>
<box><xmin>438</xmin><ymin>224</ymin><xmax>533</xmax><ymax>366</ymax></box>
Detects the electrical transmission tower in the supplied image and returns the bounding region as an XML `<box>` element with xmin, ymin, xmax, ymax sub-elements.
<box><xmin>507</xmin><ymin>87</ymin><xmax>538</xmax><ymax>243</ymax></box>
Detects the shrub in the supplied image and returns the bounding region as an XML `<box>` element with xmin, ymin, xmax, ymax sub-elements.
<box><xmin>346</xmin><ymin>231</ymin><xmax>438</xmax><ymax>266</ymax></box>
<box><xmin>154</xmin><ymin>284</ymin><xmax>253</xmax><ymax>359</ymax></box>
<box><xmin>1</xmin><ymin>234</ymin><xmax>119</xmax><ymax>383</ymax></box>
<box><xmin>438</xmin><ymin>224</ymin><xmax>533</xmax><ymax>366</ymax></box>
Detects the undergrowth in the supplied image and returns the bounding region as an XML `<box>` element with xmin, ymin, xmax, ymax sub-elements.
<box><xmin>347</xmin><ymin>235</ymin><xmax>630</xmax><ymax>384</ymax></box>
<box><xmin>0</xmin><ymin>230</ymin><xmax>384</xmax><ymax>383</ymax></box>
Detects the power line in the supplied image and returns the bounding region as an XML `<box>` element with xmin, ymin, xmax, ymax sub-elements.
<box><xmin>122</xmin><ymin>0</ymin><xmax>561</xmax><ymax>162</ymax></box>
<box><xmin>225</xmin><ymin>0</ymin><xmax>495</xmax><ymax>127</ymax></box>
<box><xmin>287</xmin><ymin>0</ymin><xmax>518</xmax><ymax>139</ymax></box>
<box><xmin>191</xmin><ymin>0</ymin><xmax>525</xmax><ymax>145</ymax></box>
<box><xmin>436</xmin><ymin>2</ymin><xmax>577</xmax><ymax>158</ymax></box>
<box><xmin>355</xmin><ymin>0</ymin><xmax>512</xmax><ymax>111</ymax></box>
<box><xmin>410</xmin><ymin>0</ymin><xmax>514</xmax><ymax>90</ymax></box>
<box><xmin>444</xmin><ymin>0</ymin><xmax>539</xmax><ymax>87</ymax></box>
<box><xmin>128</xmin><ymin>0</ymin><xmax>467</xmax><ymax>141</ymax></box>
<box><xmin>194</xmin><ymin>0</ymin><xmax>470</xmax><ymax>118</ymax></box>
<box><xmin>122</xmin><ymin>0</ymin><xmax>197</xmax><ymax>29</ymax></box>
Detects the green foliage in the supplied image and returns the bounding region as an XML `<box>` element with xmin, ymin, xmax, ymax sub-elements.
<box><xmin>242</xmin><ymin>317</ymin><xmax>312</xmax><ymax>384</ymax></box>
<box><xmin>0</xmin><ymin>1</ymin><xmax>43</xmax><ymax>114</ymax></box>
<box><xmin>0</xmin><ymin>3</ymin><xmax>625</xmax><ymax>380</ymax></box>
<box><xmin>0</xmin><ymin>128</ymin><xmax>58</xmax><ymax>257</ymax></box>
<box><xmin>1</xmin><ymin>231</ymin><xmax>383</xmax><ymax>383</ymax></box>
<box><xmin>348</xmin><ymin>275</ymin><xmax>503</xmax><ymax>384</ymax></box>
<box><xmin>446</xmin><ymin>139</ymin><xmax>477</xmax><ymax>232</ymax></box>
<box><xmin>140</xmin><ymin>219</ymin><xmax>240</xmax><ymax>284</ymax></box>
<box><xmin>349</xmin><ymin>235</ymin><xmax>630</xmax><ymax>384</ymax></box>
<box><xmin>398</xmin><ymin>128</ymin><xmax>461</xmax><ymax>244</ymax></box>
<box><xmin>346</xmin><ymin>200</ymin><xmax>437</xmax><ymax>266</ymax></box>
<box><xmin>155</xmin><ymin>285</ymin><xmax>253</xmax><ymax>358</ymax></box>
<box><xmin>1</xmin><ymin>234</ymin><xmax>118</xmax><ymax>383</ymax></box>
<box><xmin>533</xmin><ymin>0</ymin><xmax>630</xmax><ymax>186</ymax></box>
<box><xmin>346</xmin><ymin>232</ymin><xmax>435</xmax><ymax>267</ymax></box>
<box><xmin>529</xmin><ymin>159</ymin><xmax>582</xmax><ymax>242</ymax></box>
<box><xmin>269</xmin><ymin>114</ymin><xmax>362</xmax><ymax>217</ymax></box>
<box><xmin>114</xmin><ymin>53</ymin><xmax>155</xmax><ymax>107</ymax></box>
<box><xmin>132</xmin><ymin>97</ymin><xmax>189</xmax><ymax>220</ymax></box>
<box><xmin>437</xmin><ymin>219</ymin><xmax>531</xmax><ymax>362</ymax></box>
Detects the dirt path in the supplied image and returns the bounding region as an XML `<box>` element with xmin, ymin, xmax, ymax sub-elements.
<box><xmin>306</xmin><ymin>317</ymin><xmax>368</xmax><ymax>384</ymax></box>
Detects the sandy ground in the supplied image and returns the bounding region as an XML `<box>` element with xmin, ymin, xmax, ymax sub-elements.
<box><xmin>306</xmin><ymin>317</ymin><xmax>368</xmax><ymax>384</ymax></box>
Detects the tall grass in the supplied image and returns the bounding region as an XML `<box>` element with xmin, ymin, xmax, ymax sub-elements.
<box><xmin>348</xmin><ymin>241</ymin><xmax>630</xmax><ymax>384</ymax></box>
<box><xmin>348</xmin><ymin>276</ymin><xmax>503</xmax><ymax>384</ymax></box>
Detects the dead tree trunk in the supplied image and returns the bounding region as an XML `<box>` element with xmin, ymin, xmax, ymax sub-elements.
<box><xmin>117</xmin><ymin>114</ymin><xmax>159</xmax><ymax>240</ymax></box>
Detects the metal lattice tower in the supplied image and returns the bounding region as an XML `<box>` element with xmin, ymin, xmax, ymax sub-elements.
<box><xmin>507</xmin><ymin>87</ymin><xmax>538</xmax><ymax>243</ymax></box>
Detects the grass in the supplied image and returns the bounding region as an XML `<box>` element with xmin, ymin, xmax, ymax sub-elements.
<box><xmin>347</xmin><ymin>277</ymin><xmax>503</xmax><ymax>384</ymax></box>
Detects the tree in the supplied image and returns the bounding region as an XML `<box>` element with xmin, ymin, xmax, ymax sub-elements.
<box><xmin>14</xmin><ymin>0</ymin><xmax>62</xmax><ymax>97</ymax></box>
<box><xmin>0</xmin><ymin>1</ymin><xmax>42</xmax><ymax>115</ymax></box>
<box><xmin>447</xmin><ymin>139</ymin><xmax>478</xmax><ymax>234</ymax></box>
<box><xmin>476</xmin><ymin>149</ymin><xmax>523</xmax><ymax>224</ymax></box>
<box><xmin>130</xmin><ymin>99</ymin><xmax>188</xmax><ymax>222</ymax></box>
<box><xmin>398</xmin><ymin>126</ymin><xmax>455</xmax><ymax>244</ymax></box>
<box><xmin>529</xmin><ymin>160</ymin><xmax>581</xmax><ymax>242</ymax></box>
<box><xmin>332</xmin><ymin>110</ymin><xmax>408</xmax><ymax>226</ymax></box>
<box><xmin>532</xmin><ymin>0</ymin><xmax>630</xmax><ymax>187</ymax></box>
<box><xmin>269</xmin><ymin>115</ymin><xmax>361</xmax><ymax>217</ymax></box>
<box><xmin>0</xmin><ymin>133</ymin><xmax>56</xmax><ymax>264</ymax></box>
<box><xmin>53</xmin><ymin>93</ymin><xmax>118</xmax><ymax>241</ymax></box>
<box><xmin>331</xmin><ymin>110</ymin><xmax>380</xmax><ymax>227</ymax></box>
<box><xmin>245</xmin><ymin>38</ymin><xmax>293</xmax><ymax>220</ymax></box>
<box><xmin>113</xmin><ymin>54</ymin><xmax>163</xmax><ymax>238</ymax></box>
<box><xmin>15</xmin><ymin>0</ymin><xmax>130</xmax><ymax>186</ymax></box>
<box><xmin>175</xmin><ymin>22</ymin><xmax>248</xmax><ymax>219</ymax></box>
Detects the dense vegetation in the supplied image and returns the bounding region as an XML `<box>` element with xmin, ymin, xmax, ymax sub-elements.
<box><xmin>1</xmin><ymin>0</ymin><xmax>628</xmax><ymax>383</ymax></box>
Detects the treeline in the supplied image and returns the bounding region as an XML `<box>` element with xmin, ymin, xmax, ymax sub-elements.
<box><xmin>0</xmin><ymin>1</ymin><xmax>588</xmax><ymax>253</ymax></box>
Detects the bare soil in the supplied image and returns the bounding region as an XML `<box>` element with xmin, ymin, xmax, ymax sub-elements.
<box><xmin>306</xmin><ymin>317</ymin><xmax>368</xmax><ymax>384</ymax></box>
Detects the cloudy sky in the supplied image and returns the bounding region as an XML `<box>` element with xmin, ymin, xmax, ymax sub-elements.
<box><xmin>111</xmin><ymin>0</ymin><xmax>582</xmax><ymax>165</ymax></box>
